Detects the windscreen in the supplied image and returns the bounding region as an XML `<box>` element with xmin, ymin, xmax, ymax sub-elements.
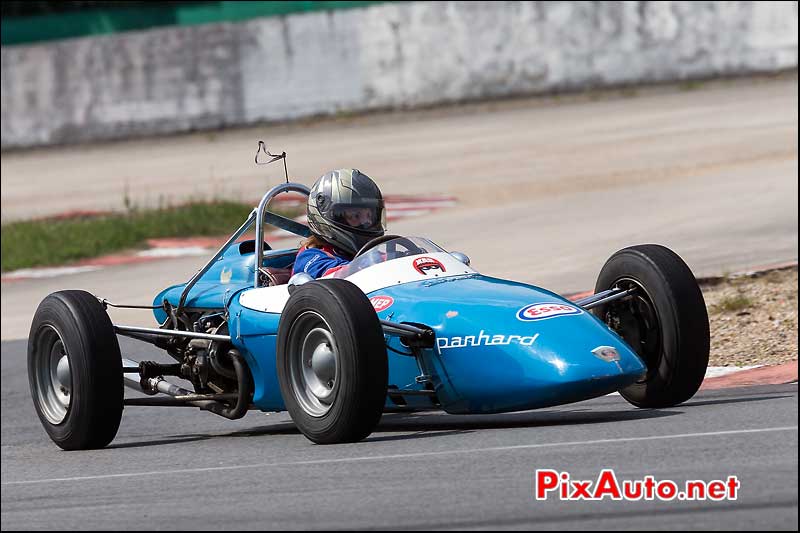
<box><xmin>330</xmin><ymin>236</ymin><xmax>447</xmax><ymax>277</ymax></box>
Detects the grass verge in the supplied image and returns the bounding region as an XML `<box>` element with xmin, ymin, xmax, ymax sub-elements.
<box><xmin>711</xmin><ymin>293</ymin><xmax>753</xmax><ymax>313</ymax></box>
<box><xmin>1</xmin><ymin>201</ymin><xmax>297</xmax><ymax>272</ymax></box>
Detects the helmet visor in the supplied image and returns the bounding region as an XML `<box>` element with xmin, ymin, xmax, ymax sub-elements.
<box><xmin>331</xmin><ymin>204</ymin><xmax>386</xmax><ymax>233</ymax></box>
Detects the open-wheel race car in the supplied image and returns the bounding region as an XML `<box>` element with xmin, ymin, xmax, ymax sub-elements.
<box><xmin>28</xmin><ymin>179</ymin><xmax>710</xmax><ymax>450</ymax></box>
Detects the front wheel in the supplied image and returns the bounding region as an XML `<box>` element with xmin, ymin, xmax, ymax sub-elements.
<box><xmin>593</xmin><ymin>245</ymin><xmax>709</xmax><ymax>408</ymax></box>
<box><xmin>28</xmin><ymin>290</ymin><xmax>123</xmax><ymax>450</ymax></box>
<box><xmin>276</xmin><ymin>279</ymin><xmax>388</xmax><ymax>444</ymax></box>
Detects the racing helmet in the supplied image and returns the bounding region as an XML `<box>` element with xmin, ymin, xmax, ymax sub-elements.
<box><xmin>306</xmin><ymin>169</ymin><xmax>386</xmax><ymax>256</ymax></box>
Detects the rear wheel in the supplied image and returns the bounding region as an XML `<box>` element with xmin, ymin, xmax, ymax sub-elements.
<box><xmin>28</xmin><ymin>290</ymin><xmax>123</xmax><ymax>450</ymax></box>
<box><xmin>277</xmin><ymin>279</ymin><xmax>388</xmax><ymax>443</ymax></box>
<box><xmin>593</xmin><ymin>245</ymin><xmax>709</xmax><ymax>408</ymax></box>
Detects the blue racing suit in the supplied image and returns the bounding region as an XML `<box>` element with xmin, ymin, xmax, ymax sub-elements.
<box><xmin>292</xmin><ymin>245</ymin><xmax>351</xmax><ymax>279</ymax></box>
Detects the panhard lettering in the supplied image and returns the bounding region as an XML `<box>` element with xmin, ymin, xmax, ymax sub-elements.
<box><xmin>369</xmin><ymin>295</ymin><xmax>394</xmax><ymax>312</ymax></box>
<box><xmin>437</xmin><ymin>330</ymin><xmax>540</xmax><ymax>352</ymax></box>
<box><xmin>517</xmin><ymin>303</ymin><xmax>581</xmax><ymax>321</ymax></box>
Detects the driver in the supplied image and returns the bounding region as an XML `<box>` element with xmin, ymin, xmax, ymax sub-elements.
<box><xmin>292</xmin><ymin>168</ymin><xmax>386</xmax><ymax>278</ymax></box>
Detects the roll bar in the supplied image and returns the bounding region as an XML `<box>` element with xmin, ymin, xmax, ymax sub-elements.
<box><xmin>176</xmin><ymin>183</ymin><xmax>311</xmax><ymax>313</ymax></box>
<box><xmin>254</xmin><ymin>183</ymin><xmax>310</xmax><ymax>288</ymax></box>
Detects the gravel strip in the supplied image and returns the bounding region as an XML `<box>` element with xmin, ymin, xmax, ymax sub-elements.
<box><xmin>701</xmin><ymin>266</ymin><xmax>798</xmax><ymax>367</ymax></box>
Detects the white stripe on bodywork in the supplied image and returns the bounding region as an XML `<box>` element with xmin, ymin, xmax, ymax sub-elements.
<box><xmin>338</xmin><ymin>252</ymin><xmax>475</xmax><ymax>295</ymax></box>
<box><xmin>239</xmin><ymin>284</ymin><xmax>291</xmax><ymax>314</ymax></box>
<box><xmin>237</xmin><ymin>253</ymin><xmax>475</xmax><ymax>314</ymax></box>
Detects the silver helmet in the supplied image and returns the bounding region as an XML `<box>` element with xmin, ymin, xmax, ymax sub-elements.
<box><xmin>306</xmin><ymin>169</ymin><xmax>386</xmax><ymax>256</ymax></box>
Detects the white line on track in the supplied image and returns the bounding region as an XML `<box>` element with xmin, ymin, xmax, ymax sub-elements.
<box><xmin>2</xmin><ymin>426</ymin><xmax>796</xmax><ymax>486</ymax></box>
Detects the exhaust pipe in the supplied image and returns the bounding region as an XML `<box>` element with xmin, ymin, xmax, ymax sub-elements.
<box><xmin>121</xmin><ymin>354</ymin><xmax>251</xmax><ymax>419</ymax></box>
<box><xmin>202</xmin><ymin>351</ymin><xmax>250</xmax><ymax>420</ymax></box>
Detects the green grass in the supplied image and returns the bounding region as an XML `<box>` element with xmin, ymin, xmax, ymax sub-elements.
<box><xmin>679</xmin><ymin>80</ymin><xmax>705</xmax><ymax>91</ymax></box>
<box><xmin>1</xmin><ymin>201</ymin><xmax>297</xmax><ymax>272</ymax></box>
<box><xmin>712</xmin><ymin>294</ymin><xmax>754</xmax><ymax>314</ymax></box>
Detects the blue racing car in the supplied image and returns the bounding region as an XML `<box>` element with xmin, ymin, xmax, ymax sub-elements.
<box><xmin>28</xmin><ymin>180</ymin><xmax>710</xmax><ymax>450</ymax></box>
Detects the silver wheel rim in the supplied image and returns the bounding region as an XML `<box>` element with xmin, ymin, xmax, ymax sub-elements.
<box><xmin>287</xmin><ymin>311</ymin><xmax>339</xmax><ymax>417</ymax></box>
<box><xmin>32</xmin><ymin>324</ymin><xmax>72</xmax><ymax>424</ymax></box>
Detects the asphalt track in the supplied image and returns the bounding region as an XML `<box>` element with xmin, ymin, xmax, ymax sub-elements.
<box><xmin>1</xmin><ymin>337</ymin><xmax>797</xmax><ymax>530</ymax></box>
<box><xmin>1</xmin><ymin>76</ymin><xmax>798</xmax><ymax>529</ymax></box>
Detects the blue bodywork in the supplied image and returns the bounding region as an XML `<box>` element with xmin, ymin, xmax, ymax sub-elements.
<box><xmin>153</xmin><ymin>240</ymin><xmax>647</xmax><ymax>415</ymax></box>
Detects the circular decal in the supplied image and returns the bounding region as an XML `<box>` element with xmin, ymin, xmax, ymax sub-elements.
<box><xmin>413</xmin><ymin>256</ymin><xmax>446</xmax><ymax>275</ymax></box>
<box><xmin>369</xmin><ymin>295</ymin><xmax>394</xmax><ymax>312</ymax></box>
<box><xmin>591</xmin><ymin>345</ymin><xmax>620</xmax><ymax>362</ymax></box>
<box><xmin>517</xmin><ymin>303</ymin><xmax>581</xmax><ymax>321</ymax></box>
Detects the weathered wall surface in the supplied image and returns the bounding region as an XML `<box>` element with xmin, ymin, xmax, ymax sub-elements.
<box><xmin>2</xmin><ymin>1</ymin><xmax>797</xmax><ymax>149</ymax></box>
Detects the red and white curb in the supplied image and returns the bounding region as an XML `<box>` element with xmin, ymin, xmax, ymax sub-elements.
<box><xmin>604</xmin><ymin>366</ymin><xmax>764</xmax><ymax>396</ymax></box>
<box><xmin>704</xmin><ymin>365</ymin><xmax>762</xmax><ymax>379</ymax></box>
<box><xmin>1</xmin><ymin>265</ymin><xmax>105</xmax><ymax>280</ymax></box>
<box><xmin>1</xmin><ymin>195</ymin><xmax>457</xmax><ymax>283</ymax></box>
<box><xmin>700</xmin><ymin>361</ymin><xmax>797</xmax><ymax>390</ymax></box>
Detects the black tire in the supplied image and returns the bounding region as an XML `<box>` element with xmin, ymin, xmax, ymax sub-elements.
<box><xmin>277</xmin><ymin>279</ymin><xmax>388</xmax><ymax>444</ymax></box>
<box><xmin>592</xmin><ymin>245</ymin><xmax>709</xmax><ymax>408</ymax></box>
<box><xmin>28</xmin><ymin>290</ymin><xmax>123</xmax><ymax>450</ymax></box>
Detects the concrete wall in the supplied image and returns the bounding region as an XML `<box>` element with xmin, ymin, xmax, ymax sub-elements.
<box><xmin>2</xmin><ymin>1</ymin><xmax>797</xmax><ymax>149</ymax></box>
